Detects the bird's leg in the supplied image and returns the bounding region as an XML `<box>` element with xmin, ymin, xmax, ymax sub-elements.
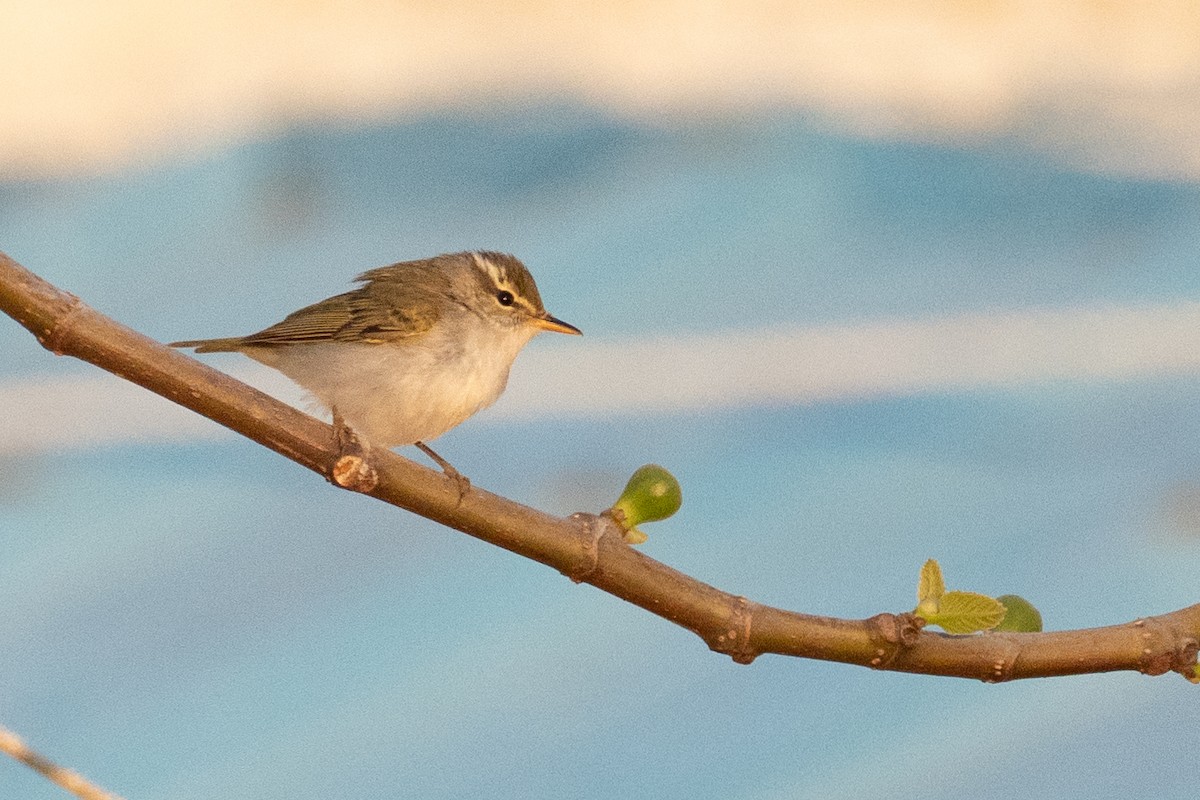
<box><xmin>332</xmin><ymin>408</ymin><xmax>364</xmax><ymax>452</ymax></box>
<box><xmin>329</xmin><ymin>408</ymin><xmax>378</xmax><ymax>492</ymax></box>
<box><xmin>415</xmin><ymin>441</ymin><xmax>471</xmax><ymax>501</ymax></box>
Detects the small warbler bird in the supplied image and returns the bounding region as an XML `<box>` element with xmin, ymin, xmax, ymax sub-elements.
<box><xmin>171</xmin><ymin>251</ymin><xmax>580</xmax><ymax>480</ymax></box>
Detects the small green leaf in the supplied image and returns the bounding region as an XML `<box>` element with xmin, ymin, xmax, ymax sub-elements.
<box><xmin>923</xmin><ymin>591</ymin><xmax>1007</xmax><ymax>634</ymax></box>
<box><xmin>917</xmin><ymin>559</ymin><xmax>945</xmax><ymax>604</ymax></box>
<box><xmin>610</xmin><ymin>464</ymin><xmax>682</xmax><ymax>545</ymax></box>
<box><xmin>994</xmin><ymin>594</ymin><xmax>1043</xmax><ymax>632</ymax></box>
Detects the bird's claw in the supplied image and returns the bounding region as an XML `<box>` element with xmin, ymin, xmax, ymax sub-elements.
<box><xmin>443</xmin><ymin>465</ymin><xmax>471</xmax><ymax>504</ymax></box>
<box><xmin>415</xmin><ymin>441</ymin><xmax>471</xmax><ymax>504</ymax></box>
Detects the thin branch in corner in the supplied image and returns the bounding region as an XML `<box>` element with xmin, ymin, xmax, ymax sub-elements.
<box><xmin>1</xmin><ymin>250</ymin><xmax>1198</xmax><ymax>682</ymax></box>
<box><xmin>0</xmin><ymin>724</ymin><xmax>125</xmax><ymax>800</ymax></box>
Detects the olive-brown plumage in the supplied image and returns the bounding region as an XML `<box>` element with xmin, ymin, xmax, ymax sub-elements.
<box><xmin>171</xmin><ymin>251</ymin><xmax>579</xmax><ymax>449</ymax></box>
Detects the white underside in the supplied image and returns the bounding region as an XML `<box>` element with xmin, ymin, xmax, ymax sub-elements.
<box><xmin>245</xmin><ymin>320</ymin><xmax>540</xmax><ymax>447</ymax></box>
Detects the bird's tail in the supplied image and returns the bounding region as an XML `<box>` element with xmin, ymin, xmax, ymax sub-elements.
<box><xmin>168</xmin><ymin>337</ymin><xmax>246</xmax><ymax>353</ymax></box>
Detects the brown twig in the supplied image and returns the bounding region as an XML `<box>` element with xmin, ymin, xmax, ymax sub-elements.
<box><xmin>2</xmin><ymin>250</ymin><xmax>1198</xmax><ymax>682</ymax></box>
<box><xmin>0</xmin><ymin>725</ymin><xmax>124</xmax><ymax>800</ymax></box>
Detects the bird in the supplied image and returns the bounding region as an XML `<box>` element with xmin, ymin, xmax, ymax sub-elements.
<box><xmin>171</xmin><ymin>251</ymin><xmax>581</xmax><ymax>487</ymax></box>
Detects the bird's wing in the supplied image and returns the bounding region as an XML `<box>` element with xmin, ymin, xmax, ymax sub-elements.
<box><xmin>239</xmin><ymin>282</ymin><xmax>441</xmax><ymax>346</ymax></box>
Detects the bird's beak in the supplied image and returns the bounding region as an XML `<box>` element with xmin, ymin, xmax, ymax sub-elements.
<box><xmin>531</xmin><ymin>313</ymin><xmax>582</xmax><ymax>335</ymax></box>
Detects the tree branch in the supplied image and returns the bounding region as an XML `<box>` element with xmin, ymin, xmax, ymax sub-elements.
<box><xmin>0</xmin><ymin>724</ymin><xmax>124</xmax><ymax>800</ymax></box>
<box><xmin>2</xmin><ymin>251</ymin><xmax>1197</xmax><ymax>682</ymax></box>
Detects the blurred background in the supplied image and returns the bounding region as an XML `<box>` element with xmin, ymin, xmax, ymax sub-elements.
<box><xmin>3</xmin><ymin>2</ymin><xmax>1200</xmax><ymax>798</ymax></box>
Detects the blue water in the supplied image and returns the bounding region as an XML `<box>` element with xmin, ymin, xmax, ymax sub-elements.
<box><xmin>2</xmin><ymin>106</ymin><xmax>1199</xmax><ymax>799</ymax></box>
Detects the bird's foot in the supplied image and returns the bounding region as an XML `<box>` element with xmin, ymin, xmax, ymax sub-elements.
<box><xmin>416</xmin><ymin>441</ymin><xmax>471</xmax><ymax>503</ymax></box>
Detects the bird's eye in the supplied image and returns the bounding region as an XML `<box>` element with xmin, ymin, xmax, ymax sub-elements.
<box><xmin>496</xmin><ymin>290</ymin><xmax>515</xmax><ymax>307</ymax></box>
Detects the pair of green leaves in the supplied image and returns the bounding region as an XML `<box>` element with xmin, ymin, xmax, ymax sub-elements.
<box><xmin>915</xmin><ymin>559</ymin><xmax>1042</xmax><ymax>634</ymax></box>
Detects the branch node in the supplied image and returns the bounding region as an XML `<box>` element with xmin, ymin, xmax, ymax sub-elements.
<box><xmin>1133</xmin><ymin>616</ymin><xmax>1180</xmax><ymax>676</ymax></box>
<box><xmin>708</xmin><ymin>596</ymin><xmax>759</xmax><ymax>664</ymax></box>
<box><xmin>864</xmin><ymin>612</ymin><xmax>922</xmax><ymax>668</ymax></box>
<box><xmin>331</xmin><ymin>454</ymin><xmax>379</xmax><ymax>493</ymax></box>
<box><xmin>39</xmin><ymin>292</ymin><xmax>84</xmax><ymax>355</ymax></box>
<box><xmin>980</xmin><ymin>635</ymin><xmax>1021</xmax><ymax>683</ymax></box>
<box><xmin>329</xmin><ymin>411</ymin><xmax>378</xmax><ymax>493</ymax></box>
<box><xmin>1132</xmin><ymin>617</ymin><xmax>1200</xmax><ymax>678</ymax></box>
<box><xmin>562</xmin><ymin>513</ymin><xmax>607</xmax><ymax>584</ymax></box>
<box><xmin>1176</xmin><ymin>637</ymin><xmax>1200</xmax><ymax>681</ymax></box>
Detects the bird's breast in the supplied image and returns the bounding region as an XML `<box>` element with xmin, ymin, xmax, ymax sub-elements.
<box><xmin>262</xmin><ymin>321</ymin><xmax>537</xmax><ymax>447</ymax></box>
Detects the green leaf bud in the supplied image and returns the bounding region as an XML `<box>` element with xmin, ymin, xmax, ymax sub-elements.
<box><xmin>994</xmin><ymin>595</ymin><xmax>1044</xmax><ymax>632</ymax></box>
